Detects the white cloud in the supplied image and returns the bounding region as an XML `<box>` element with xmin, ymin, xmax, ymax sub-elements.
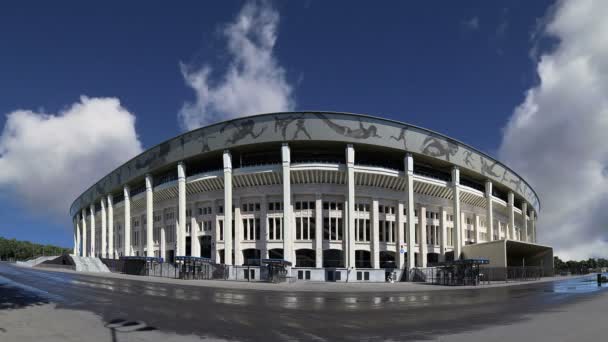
<box><xmin>0</xmin><ymin>96</ymin><xmax>143</xmax><ymax>219</ymax></box>
<box><xmin>178</xmin><ymin>0</ymin><xmax>295</xmax><ymax>130</ymax></box>
<box><xmin>499</xmin><ymin>0</ymin><xmax>608</xmax><ymax>260</ymax></box>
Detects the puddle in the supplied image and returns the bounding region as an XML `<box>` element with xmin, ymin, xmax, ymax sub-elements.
<box><xmin>551</xmin><ymin>273</ymin><xmax>608</xmax><ymax>294</ymax></box>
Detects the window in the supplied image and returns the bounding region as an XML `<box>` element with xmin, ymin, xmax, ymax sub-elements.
<box><xmin>323</xmin><ymin>217</ymin><xmax>343</xmax><ymax>241</ymax></box>
<box><xmin>295</xmin><ymin>201</ymin><xmax>315</xmax><ymax>241</ymax></box>
<box><xmin>268</xmin><ymin>202</ymin><xmax>282</xmax><ymax>211</ymax></box>
<box><xmin>242</xmin><ymin>218</ymin><xmax>261</xmax><ymax>240</ymax></box>
<box><xmin>268</xmin><ymin>217</ymin><xmax>283</xmax><ymax>240</ymax></box>
<box><xmin>379</xmin><ymin>220</ymin><xmax>395</xmax><ymax>242</ymax></box>
<box><xmin>355</xmin><ymin>218</ymin><xmax>370</xmax><ymax>242</ymax></box>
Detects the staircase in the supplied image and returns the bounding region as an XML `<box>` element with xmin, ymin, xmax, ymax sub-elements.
<box><xmin>70</xmin><ymin>255</ymin><xmax>111</xmax><ymax>273</ymax></box>
<box><xmin>16</xmin><ymin>255</ymin><xmax>59</xmax><ymax>267</ymax></box>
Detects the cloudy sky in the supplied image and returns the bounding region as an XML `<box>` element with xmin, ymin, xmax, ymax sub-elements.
<box><xmin>0</xmin><ymin>0</ymin><xmax>605</xmax><ymax>260</ymax></box>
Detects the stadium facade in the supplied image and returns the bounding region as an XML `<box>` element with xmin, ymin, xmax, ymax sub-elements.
<box><xmin>70</xmin><ymin>112</ymin><xmax>552</xmax><ymax>281</ymax></box>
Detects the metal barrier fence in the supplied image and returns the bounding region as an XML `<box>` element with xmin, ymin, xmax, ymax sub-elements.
<box><xmin>412</xmin><ymin>266</ymin><xmax>544</xmax><ymax>285</ymax></box>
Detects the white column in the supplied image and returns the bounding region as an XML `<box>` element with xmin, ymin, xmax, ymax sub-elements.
<box><xmin>261</xmin><ymin>195</ymin><xmax>269</xmax><ymax>260</ymax></box>
<box><xmin>452</xmin><ymin>167</ymin><xmax>462</xmax><ymax>260</ymax></box>
<box><xmin>522</xmin><ymin>202</ymin><xmax>528</xmax><ymax>242</ymax></box>
<box><xmin>145</xmin><ymin>174</ymin><xmax>154</xmax><ymax>257</ymax></box>
<box><xmin>89</xmin><ymin>204</ymin><xmax>96</xmax><ymax>257</ymax></box>
<box><xmin>191</xmin><ymin>213</ymin><xmax>201</xmax><ymax>257</ymax></box>
<box><xmin>396</xmin><ymin>202</ymin><xmax>405</xmax><ymax>269</ymax></box>
<box><xmin>346</xmin><ymin>144</ymin><xmax>356</xmax><ymax>269</ymax></box>
<box><xmin>73</xmin><ymin>219</ymin><xmax>78</xmax><ymax>255</ymax></box>
<box><xmin>485</xmin><ymin>180</ymin><xmax>494</xmax><ymax>241</ymax></box>
<box><xmin>419</xmin><ymin>206</ymin><xmax>427</xmax><ymax>267</ymax></box>
<box><xmin>508</xmin><ymin>192</ymin><xmax>515</xmax><ymax>240</ymax></box>
<box><xmin>372</xmin><ymin>199</ymin><xmax>380</xmax><ymax>269</ymax></box>
<box><xmin>439</xmin><ymin>208</ymin><xmax>447</xmax><ymax>262</ymax></box>
<box><xmin>107</xmin><ymin>195</ymin><xmax>114</xmax><ymax>259</ymax></box>
<box><xmin>81</xmin><ymin>210</ymin><xmax>87</xmax><ymax>257</ymax></box>
<box><xmin>474</xmin><ymin>214</ymin><xmax>480</xmax><ymax>243</ymax></box>
<box><xmin>123</xmin><ymin>186</ymin><xmax>132</xmax><ymax>257</ymax></box>
<box><xmin>75</xmin><ymin>218</ymin><xmax>81</xmax><ymax>256</ymax></box>
<box><xmin>531</xmin><ymin>211</ymin><xmax>537</xmax><ymax>243</ymax></box>
<box><xmin>223</xmin><ymin>152</ymin><xmax>233</xmax><ymax>265</ymax></box>
<box><xmin>234</xmin><ymin>200</ymin><xmax>242</xmax><ymax>265</ymax></box>
<box><xmin>281</xmin><ymin>144</ymin><xmax>293</xmax><ymax>265</ymax></box>
<box><xmin>461</xmin><ymin>212</ymin><xmax>466</xmax><ymax>246</ymax></box>
<box><xmin>160</xmin><ymin>226</ymin><xmax>166</xmax><ymax>260</ymax></box>
<box><xmin>405</xmin><ymin>153</ymin><xmax>416</xmax><ymax>270</ymax></box>
<box><xmin>177</xmin><ymin>162</ymin><xmax>187</xmax><ymax>256</ymax></box>
<box><xmin>315</xmin><ymin>194</ymin><xmax>323</xmax><ymax>268</ymax></box>
<box><xmin>100</xmin><ymin>198</ymin><xmax>107</xmax><ymax>258</ymax></box>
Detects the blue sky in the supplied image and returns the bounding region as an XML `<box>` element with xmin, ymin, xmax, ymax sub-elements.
<box><xmin>3</xmin><ymin>0</ymin><xmax>606</xmax><ymax>260</ymax></box>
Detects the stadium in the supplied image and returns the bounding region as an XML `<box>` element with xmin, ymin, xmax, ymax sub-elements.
<box><xmin>70</xmin><ymin>112</ymin><xmax>553</xmax><ymax>282</ymax></box>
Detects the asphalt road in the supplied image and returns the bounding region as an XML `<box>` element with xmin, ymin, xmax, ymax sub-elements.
<box><xmin>0</xmin><ymin>263</ymin><xmax>606</xmax><ymax>341</ymax></box>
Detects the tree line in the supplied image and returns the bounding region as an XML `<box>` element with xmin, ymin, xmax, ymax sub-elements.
<box><xmin>0</xmin><ymin>237</ymin><xmax>71</xmax><ymax>261</ymax></box>
<box><xmin>554</xmin><ymin>256</ymin><xmax>608</xmax><ymax>274</ymax></box>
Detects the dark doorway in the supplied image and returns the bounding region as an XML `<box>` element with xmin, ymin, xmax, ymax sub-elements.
<box><xmin>185</xmin><ymin>237</ymin><xmax>191</xmax><ymax>256</ymax></box>
<box><xmin>166</xmin><ymin>250</ymin><xmax>175</xmax><ymax>264</ymax></box>
<box><xmin>380</xmin><ymin>251</ymin><xmax>396</xmax><ymax>268</ymax></box>
<box><xmin>200</xmin><ymin>236</ymin><xmax>212</xmax><ymax>259</ymax></box>
<box><xmin>427</xmin><ymin>253</ymin><xmax>439</xmax><ymax>265</ymax></box>
<box><xmin>296</xmin><ymin>249</ymin><xmax>315</xmax><ymax>267</ymax></box>
<box><xmin>243</xmin><ymin>249</ymin><xmax>261</xmax><ymax>266</ymax></box>
<box><xmin>269</xmin><ymin>248</ymin><xmax>284</xmax><ymax>260</ymax></box>
<box><xmin>355</xmin><ymin>250</ymin><xmax>371</xmax><ymax>268</ymax></box>
<box><xmin>323</xmin><ymin>249</ymin><xmax>344</xmax><ymax>268</ymax></box>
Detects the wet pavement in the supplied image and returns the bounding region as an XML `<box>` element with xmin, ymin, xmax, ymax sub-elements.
<box><xmin>1</xmin><ymin>262</ymin><xmax>606</xmax><ymax>341</ymax></box>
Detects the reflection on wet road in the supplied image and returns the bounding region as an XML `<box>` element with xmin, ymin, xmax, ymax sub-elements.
<box><xmin>1</xmin><ymin>263</ymin><xmax>606</xmax><ymax>341</ymax></box>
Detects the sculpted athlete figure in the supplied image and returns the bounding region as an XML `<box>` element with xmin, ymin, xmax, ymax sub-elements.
<box><xmin>481</xmin><ymin>158</ymin><xmax>502</xmax><ymax>178</ymax></box>
<box><xmin>390</xmin><ymin>127</ymin><xmax>408</xmax><ymax>149</ymax></box>
<box><xmin>421</xmin><ymin>136</ymin><xmax>458</xmax><ymax>162</ymax></box>
<box><xmin>220</xmin><ymin>119</ymin><xmax>266</xmax><ymax>145</ymax></box>
<box><xmin>315</xmin><ymin>113</ymin><xmax>381</xmax><ymax>139</ymax></box>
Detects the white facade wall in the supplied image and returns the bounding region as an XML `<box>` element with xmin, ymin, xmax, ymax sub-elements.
<box><xmin>74</xmin><ymin>143</ymin><xmax>540</xmax><ymax>281</ymax></box>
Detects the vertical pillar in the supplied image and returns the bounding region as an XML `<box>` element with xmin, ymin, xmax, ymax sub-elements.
<box><xmin>234</xmin><ymin>200</ymin><xmax>242</xmax><ymax>265</ymax></box>
<box><xmin>531</xmin><ymin>211</ymin><xmax>536</xmax><ymax>243</ymax></box>
<box><xmin>439</xmin><ymin>208</ymin><xmax>447</xmax><ymax>262</ymax></box>
<box><xmin>508</xmin><ymin>192</ymin><xmax>515</xmax><ymax>240</ymax></box>
<box><xmin>261</xmin><ymin>195</ymin><xmax>269</xmax><ymax>260</ymax></box>
<box><xmin>160</xmin><ymin>226</ymin><xmax>166</xmax><ymax>260</ymax></box>
<box><xmin>107</xmin><ymin>195</ymin><xmax>114</xmax><ymax>259</ymax></box>
<box><xmin>101</xmin><ymin>198</ymin><xmax>107</xmax><ymax>258</ymax></box>
<box><xmin>191</xmin><ymin>207</ymin><xmax>201</xmax><ymax>258</ymax></box>
<box><xmin>345</xmin><ymin>144</ymin><xmax>356</xmax><ymax>269</ymax></box>
<box><xmin>73</xmin><ymin>219</ymin><xmax>78</xmax><ymax>255</ymax></box>
<box><xmin>223</xmin><ymin>152</ymin><xmax>233</xmax><ymax>265</ymax></box>
<box><xmin>81</xmin><ymin>210</ymin><xmax>87</xmax><ymax>257</ymax></box>
<box><xmin>90</xmin><ymin>204</ymin><xmax>96</xmax><ymax>257</ymax></box>
<box><xmin>315</xmin><ymin>194</ymin><xmax>323</xmax><ymax>268</ymax></box>
<box><xmin>177</xmin><ymin>162</ymin><xmax>187</xmax><ymax>256</ymax></box>
<box><xmin>474</xmin><ymin>215</ymin><xmax>480</xmax><ymax>243</ymax></box>
<box><xmin>281</xmin><ymin>144</ymin><xmax>293</xmax><ymax>265</ymax></box>
<box><xmin>405</xmin><ymin>153</ymin><xmax>416</xmax><ymax>270</ymax></box>
<box><xmin>419</xmin><ymin>207</ymin><xmax>427</xmax><ymax>267</ymax></box>
<box><xmin>372</xmin><ymin>199</ymin><xmax>380</xmax><ymax>269</ymax></box>
<box><xmin>461</xmin><ymin>212</ymin><xmax>466</xmax><ymax>245</ymax></box>
<box><xmin>75</xmin><ymin>218</ymin><xmax>81</xmax><ymax>256</ymax></box>
<box><xmin>452</xmin><ymin>167</ymin><xmax>462</xmax><ymax>260</ymax></box>
<box><xmin>123</xmin><ymin>186</ymin><xmax>132</xmax><ymax>257</ymax></box>
<box><xmin>396</xmin><ymin>202</ymin><xmax>405</xmax><ymax>269</ymax></box>
<box><xmin>522</xmin><ymin>202</ymin><xmax>528</xmax><ymax>242</ymax></box>
<box><xmin>485</xmin><ymin>180</ymin><xmax>494</xmax><ymax>241</ymax></box>
<box><xmin>145</xmin><ymin>174</ymin><xmax>154</xmax><ymax>257</ymax></box>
